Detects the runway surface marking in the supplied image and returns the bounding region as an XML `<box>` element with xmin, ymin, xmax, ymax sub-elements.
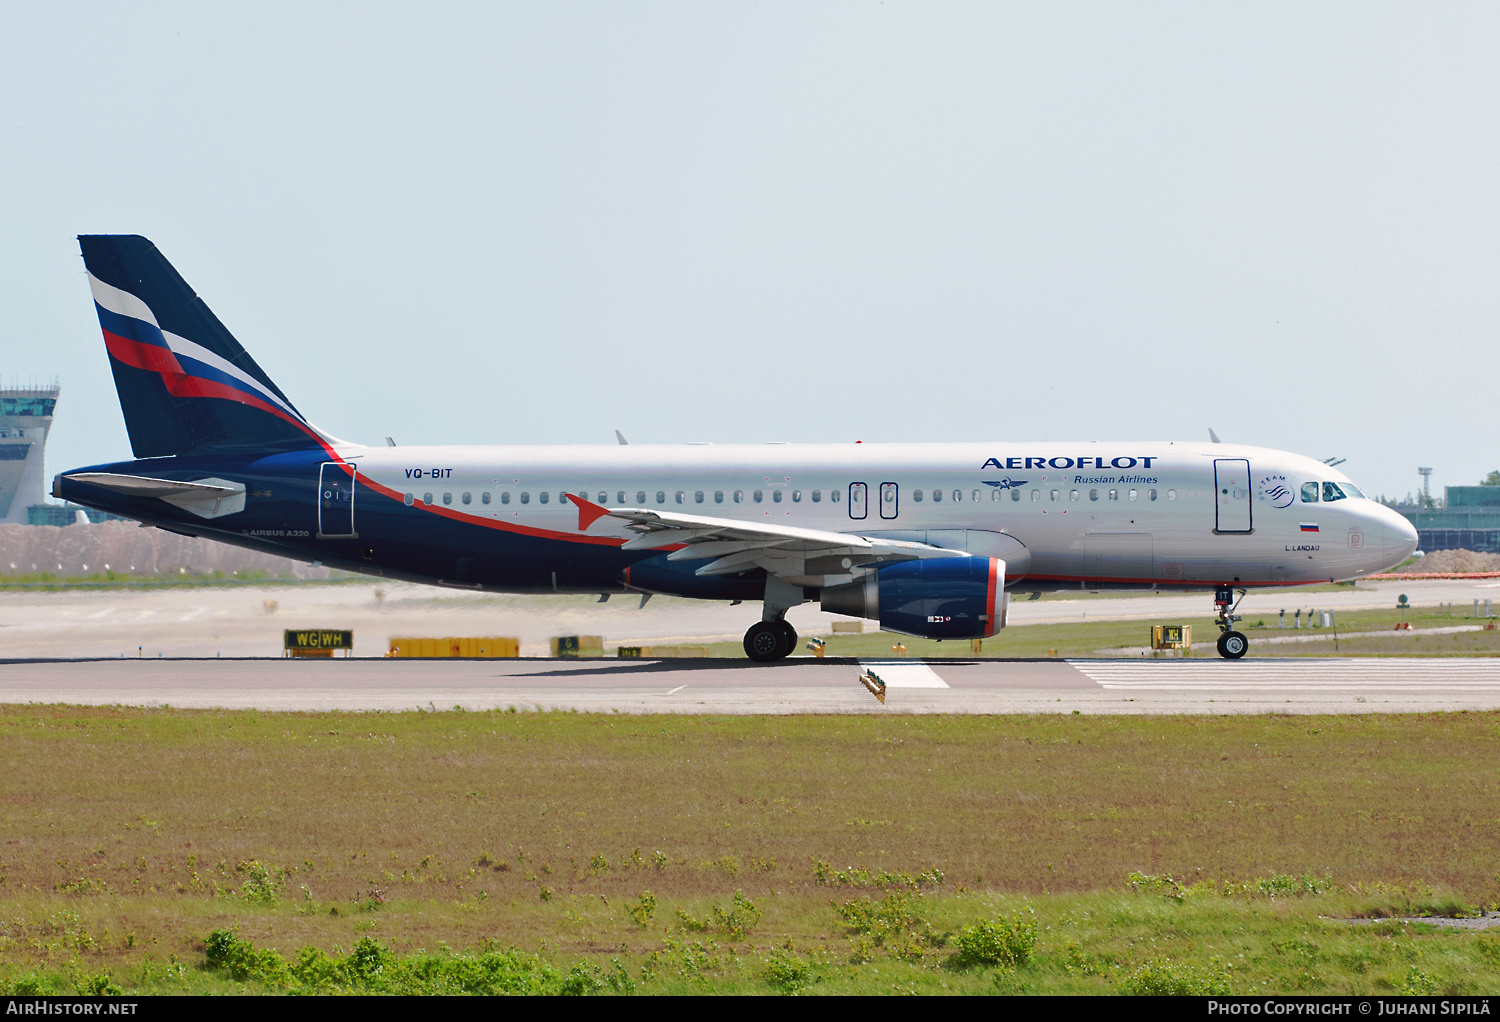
<box><xmin>1070</xmin><ymin>658</ymin><xmax>1500</xmax><ymax>691</ymax></box>
<box><xmin>860</xmin><ymin>661</ymin><xmax>949</xmax><ymax>688</ymax></box>
<box><xmin>664</xmin><ymin>685</ymin><xmax>687</xmax><ymax>695</ymax></box>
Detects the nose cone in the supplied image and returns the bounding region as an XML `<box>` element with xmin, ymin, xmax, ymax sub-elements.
<box><xmin>1375</xmin><ymin>504</ymin><xmax>1419</xmax><ymax>569</ymax></box>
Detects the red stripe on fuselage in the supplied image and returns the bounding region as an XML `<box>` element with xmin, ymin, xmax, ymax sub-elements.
<box><xmin>1025</xmin><ymin>573</ymin><xmax>1316</xmax><ymax>588</ymax></box>
<box><xmin>354</xmin><ymin>475</ymin><xmax>644</xmax><ymax>547</ymax></box>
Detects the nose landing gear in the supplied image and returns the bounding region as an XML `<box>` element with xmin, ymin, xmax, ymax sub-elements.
<box><xmin>1214</xmin><ymin>585</ymin><xmax>1249</xmax><ymax>659</ymax></box>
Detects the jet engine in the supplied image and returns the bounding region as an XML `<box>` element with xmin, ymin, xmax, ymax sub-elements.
<box><xmin>820</xmin><ymin>557</ymin><xmax>1005</xmax><ymax>639</ymax></box>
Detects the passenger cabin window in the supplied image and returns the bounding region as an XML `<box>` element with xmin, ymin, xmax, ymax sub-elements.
<box><xmin>754</xmin><ymin>490</ymin><xmax>763</xmax><ymax>503</ymax></box>
<box><xmin>462</xmin><ymin>492</ymin><xmax>472</xmax><ymax>505</ymax></box>
<box><xmin>1127</xmin><ymin>489</ymin><xmax>1137</xmax><ymax>501</ymax></box>
<box><xmin>1010</xmin><ymin>489</ymin><xmax>1019</xmax><ymax>502</ymax></box>
<box><xmin>597</xmin><ymin>492</ymin><xmax>606</xmax><ymax>504</ymax></box>
<box><xmin>1070</xmin><ymin>490</ymin><xmax>1079</xmax><ymax>502</ymax></box>
<box><xmin>656</xmin><ymin>491</ymin><xmax>666</xmax><ymax>504</ymax></box>
<box><xmin>443</xmin><ymin>493</ymin><xmax>454</xmax><ymax>505</ymax></box>
<box><xmin>403</xmin><ymin>493</ymin><xmax>414</xmax><ymax>505</ymax></box>
<box><xmin>1301</xmin><ymin>482</ymin><xmax>1319</xmax><ymax>503</ymax></box>
<box><xmin>734</xmin><ymin>490</ymin><xmax>744</xmax><ymax>503</ymax></box>
<box><xmin>714</xmin><ymin>491</ymin><xmax>724</xmax><ymax>503</ymax></box>
<box><xmin>424</xmin><ymin>492</ymin><xmax>433</xmax><ymax>504</ymax></box>
<box><xmin>520</xmin><ymin>492</ymin><xmax>529</xmax><ymax>504</ymax></box>
<box><xmin>482</xmin><ymin>492</ymin><xmax>491</xmax><ymax>505</ymax></box>
<box><xmin>831</xmin><ymin>489</ymin><xmax>841</xmax><ymax>502</ymax></box>
<box><xmin>932</xmin><ymin>489</ymin><xmax>942</xmax><ymax>503</ymax></box>
<box><xmin>1108</xmin><ymin>489</ymin><xmax>1118</xmax><ymax>501</ymax></box>
<box><xmin>559</xmin><ymin>492</ymin><xmax>567</xmax><ymax>505</ymax></box>
<box><xmin>1031</xmin><ymin>490</ymin><xmax>1039</xmax><ymax>502</ymax></box>
<box><xmin>501</xmin><ymin>492</ymin><xmax>511</xmax><ymax>504</ymax></box>
<box><xmin>617</xmin><ymin>491</ymin><xmax>626</xmax><ymax>503</ymax></box>
<box><xmin>811</xmin><ymin>490</ymin><xmax>821</xmax><ymax>502</ymax></box>
<box><xmin>676</xmin><ymin>491</ymin><xmax>685</xmax><ymax>504</ymax></box>
<box><xmin>695</xmin><ymin>491</ymin><xmax>704</xmax><ymax>503</ymax></box>
<box><xmin>1050</xmin><ymin>489</ymin><xmax>1058</xmax><ymax>501</ymax></box>
<box><xmin>1148</xmin><ymin>489</ymin><xmax>1156</xmax><ymax>501</ymax></box>
<box><xmin>1089</xmin><ymin>489</ymin><xmax>1098</xmax><ymax>501</ymax></box>
<box><xmin>636</xmin><ymin>491</ymin><xmax>646</xmax><ymax>504</ymax></box>
<box><xmin>1322</xmin><ymin>482</ymin><xmax>1347</xmax><ymax>502</ymax></box>
<box><xmin>954</xmin><ymin>490</ymin><xmax>963</xmax><ymax>503</ymax></box>
<box><xmin>913</xmin><ymin>490</ymin><xmax>923</xmax><ymax>502</ymax></box>
<box><xmin>537</xmin><ymin>492</ymin><xmax>547</xmax><ymax>504</ymax></box>
<box><xmin>972</xmin><ymin>490</ymin><xmax>980</xmax><ymax>502</ymax></box>
<box><xmin>773</xmin><ymin>490</ymin><xmax>782</xmax><ymax>503</ymax></box>
<box><xmin>1167</xmin><ymin>489</ymin><xmax>1176</xmax><ymax>501</ymax></box>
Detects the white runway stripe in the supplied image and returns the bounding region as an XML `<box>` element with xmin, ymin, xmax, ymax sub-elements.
<box><xmin>859</xmin><ymin>661</ymin><xmax>950</xmax><ymax>688</ymax></box>
<box><xmin>1069</xmin><ymin>658</ymin><xmax>1500</xmax><ymax>690</ymax></box>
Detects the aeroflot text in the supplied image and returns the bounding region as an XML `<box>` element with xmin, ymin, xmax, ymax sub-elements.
<box><xmin>982</xmin><ymin>456</ymin><xmax>1157</xmax><ymax>470</ymax></box>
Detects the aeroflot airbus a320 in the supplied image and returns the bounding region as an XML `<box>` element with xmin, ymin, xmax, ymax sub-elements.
<box><xmin>56</xmin><ymin>236</ymin><xmax>1418</xmax><ymax>660</ymax></box>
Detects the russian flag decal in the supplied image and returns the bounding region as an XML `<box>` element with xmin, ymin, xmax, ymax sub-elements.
<box><xmin>1300</xmin><ymin>522</ymin><xmax>1319</xmax><ymax>533</ymax></box>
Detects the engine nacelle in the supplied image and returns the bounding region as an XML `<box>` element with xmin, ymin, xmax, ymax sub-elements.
<box><xmin>821</xmin><ymin>557</ymin><xmax>1005</xmax><ymax>639</ymax></box>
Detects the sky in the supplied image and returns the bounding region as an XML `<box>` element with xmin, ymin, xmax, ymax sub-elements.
<box><xmin>2</xmin><ymin>3</ymin><xmax>1496</xmax><ymax>502</ymax></box>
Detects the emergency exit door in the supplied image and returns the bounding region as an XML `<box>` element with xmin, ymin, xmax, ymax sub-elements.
<box><xmin>318</xmin><ymin>462</ymin><xmax>357</xmax><ymax>538</ymax></box>
<box><xmin>1213</xmin><ymin>459</ymin><xmax>1252</xmax><ymax>533</ymax></box>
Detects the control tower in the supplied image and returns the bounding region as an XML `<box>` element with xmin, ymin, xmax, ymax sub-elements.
<box><xmin>0</xmin><ymin>385</ymin><xmax>59</xmax><ymax>525</ymax></box>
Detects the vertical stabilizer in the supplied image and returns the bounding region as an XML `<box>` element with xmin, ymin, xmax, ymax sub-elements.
<box><xmin>78</xmin><ymin>235</ymin><xmax>321</xmax><ymax>458</ymax></box>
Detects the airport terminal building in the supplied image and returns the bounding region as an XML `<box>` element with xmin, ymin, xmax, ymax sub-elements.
<box><xmin>1397</xmin><ymin>486</ymin><xmax>1500</xmax><ymax>554</ymax></box>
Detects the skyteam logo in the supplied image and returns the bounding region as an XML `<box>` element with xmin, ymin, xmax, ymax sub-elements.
<box><xmin>1258</xmin><ymin>473</ymin><xmax>1295</xmax><ymax>509</ymax></box>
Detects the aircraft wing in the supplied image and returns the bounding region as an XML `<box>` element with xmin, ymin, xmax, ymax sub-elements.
<box><xmin>568</xmin><ymin>493</ymin><xmax>967</xmax><ymax>587</ymax></box>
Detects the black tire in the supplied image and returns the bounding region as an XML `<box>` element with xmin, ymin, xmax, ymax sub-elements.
<box><xmin>777</xmin><ymin>620</ymin><xmax>799</xmax><ymax>655</ymax></box>
<box><xmin>744</xmin><ymin>621</ymin><xmax>787</xmax><ymax>662</ymax></box>
<box><xmin>1217</xmin><ymin>630</ymin><xmax>1249</xmax><ymax>659</ymax></box>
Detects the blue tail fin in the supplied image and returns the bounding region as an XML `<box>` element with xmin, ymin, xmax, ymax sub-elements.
<box><xmin>78</xmin><ymin>235</ymin><xmax>322</xmax><ymax>458</ymax></box>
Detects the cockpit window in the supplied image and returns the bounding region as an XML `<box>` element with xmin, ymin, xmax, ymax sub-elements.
<box><xmin>1341</xmin><ymin>482</ymin><xmax>1365</xmax><ymax>499</ymax></box>
<box><xmin>1301</xmin><ymin>482</ymin><xmax>1319</xmax><ymax>503</ymax></box>
<box><xmin>1322</xmin><ymin>481</ymin><xmax>1347</xmax><ymax>502</ymax></box>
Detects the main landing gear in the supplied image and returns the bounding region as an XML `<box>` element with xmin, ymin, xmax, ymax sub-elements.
<box><xmin>743</xmin><ymin>620</ymin><xmax>799</xmax><ymax>662</ymax></box>
<box><xmin>1214</xmin><ymin>585</ymin><xmax>1249</xmax><ymax>659</ymax></box>
<box><xmin>744</xmin><ymin>576</ymin><xmax>805</xmax><ymax>662</ymax></box>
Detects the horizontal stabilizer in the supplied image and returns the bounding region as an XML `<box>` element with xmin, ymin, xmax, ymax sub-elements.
<box><xmin>63</xmin><ymin>472</ymin><xmax>246</xmax><ymax>519</ymax></box>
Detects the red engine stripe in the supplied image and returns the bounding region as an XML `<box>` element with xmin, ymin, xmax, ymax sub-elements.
<box><xmin>984</xmin><ymin>558</ymin><xmax>999</xmax><ymax>637</ymax></box>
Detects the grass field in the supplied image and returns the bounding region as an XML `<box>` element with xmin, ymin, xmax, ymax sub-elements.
<box><xmin>2</xmin><ymin>704</ymin><xmax>1499</xmax><ymax>994</ymax></box>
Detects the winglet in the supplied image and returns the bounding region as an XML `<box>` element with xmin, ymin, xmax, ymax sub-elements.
<box><xmin>567</xmin><ymin>492</ymin><xmax>613</xmax><ymax>531</ymax></box>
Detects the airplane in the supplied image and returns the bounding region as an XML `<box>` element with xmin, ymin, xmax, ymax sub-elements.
<box><xmin>55</xmin><ymin>235</ymin><xmax>1419</xmax><ymax>661</ymax></box>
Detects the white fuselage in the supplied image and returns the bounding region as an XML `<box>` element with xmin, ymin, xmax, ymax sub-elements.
<box><xmin>345</xmin><ymin>439</ymin><xmax>1416</xmax><ymax>591</ymax></box>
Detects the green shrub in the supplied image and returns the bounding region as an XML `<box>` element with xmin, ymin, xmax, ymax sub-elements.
<box><xmin>1121</xmin><ymin>958</ymin><xmax>1231</xmax><ymax>996</ymax></box>
<box><xmin>954</xmin><ymin>910</ymin><xmax>1038</xmax><ymax>968</ymax></box>
<box><xmin>1</xmin><ymin>973</ymin><xmax>56</xmax><ymax>996</ymax></box>
<box><xmin>203</xmin><ymin>928</ymin><xmax>292</xmax><ymax>985</ymax></box>
<box><xmin>233</xmin><ymin>860</ymin><xmax>285</xmax><ymax>906</ymax></box>
<box><xmin>626</xmin><ymin>891</ymin><xmax>657</xmax><ymax>929</ymax></box>
<box><xmin>762</xmin><ymin>948</ymin><xmax>816</xmax><ymax>993</ymax></box>
<box><xmin>75</xmin><ymin>971</ymin><xmax>122</xmax><ymax>996</ymax></box>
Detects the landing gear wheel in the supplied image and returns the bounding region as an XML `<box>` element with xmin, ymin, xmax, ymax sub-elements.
<box><xmin>1217</xmin><ymin>630</ymin><xmax>1249</xmax><ymax>659</ymax></box>
<box><xmin>776</xmin><ymin>620</ymin><xmax>798</xmax><ymax>655</ymax></box>
<box><xmin>744</xmin><ymin>621</ymin><xmax>789</xmax><ymax>662</ymax></box>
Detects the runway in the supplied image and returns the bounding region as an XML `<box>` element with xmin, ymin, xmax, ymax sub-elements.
<box><xmin>3</xmin><ymin>655</ymin><xmax>1499</xmax><ymax>714</ymax></box>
